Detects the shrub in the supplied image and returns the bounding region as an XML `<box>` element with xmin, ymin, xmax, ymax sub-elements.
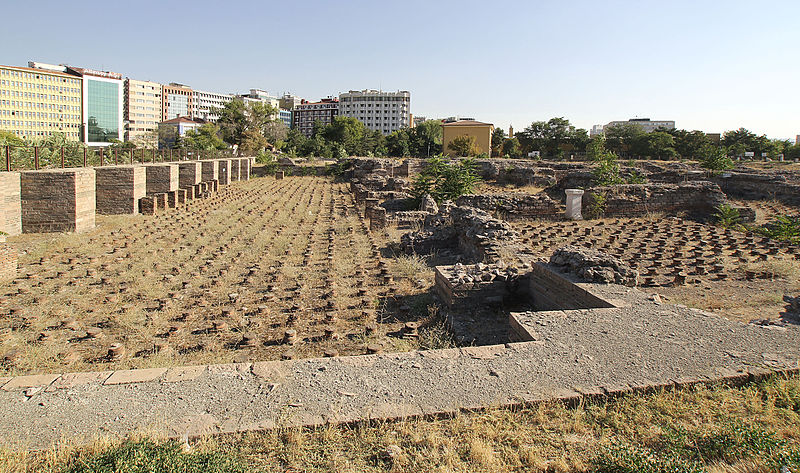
<box><xmin>592</xmin><ymin>150</ymin><xmax>624</xmax><ymax>187</ymax></box>
<box><xmin>756</xmin><ymin>214</ymin><xmax>800</xmax><ymax>244</ymax></box>
<box><xmin>256</xmin><ymin>151</ymin><xmax>278</xmax><ymax>174</ymax></box>
<box><xmin>410</xmin><ymin>157</ymin><xmax>481</xmax><ymax>204</ymax></box>
<box><xmin>625</xmin><ymin>169</ymin><xmax>647</xmax><ymax>184</ymax></box>
<box><xmin>713</xmin><ymin>203</ymin><xmax>742</xmax><ymax>228</ymax></box>
<box><xmin>586</xmin><ymin>191</ymin><xmax>607</xmax><ymax>219</ymax></box>
<box><xmin>699</xmin><ymin>145</ymin><xmax>734</xmax><ymax>171</ymax></box>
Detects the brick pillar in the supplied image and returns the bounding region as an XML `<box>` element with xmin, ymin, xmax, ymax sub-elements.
<box><xmin>95</xmin><ymin>165</ymin><xmax>146</xmax><ymax>215</ymax></box>
<box><xmin>144</xmin><ymin>164</ymin><xmax>179</xmax><ymax>195</ymax></box>
<box><xmin>200</xmin><ymin>160</ymin><xmax>218</xmax><ymax>182</ymax></box>
<box><xmin>21</xmin><ymin>168</ymin><xmax>95</xmax><ymax>233</ymax></box>
<box><xmin>275</xmin><ymin>171</ymin><xmax>284</xmax><ymax>180</ymax></box>
<box><xmin>216</xmin><ymin>159</ymin><xmax>231</xmax><ymax>186</ymax></box>
<box><xmin>178</xmin><ymin>162</ymin><xmax>202</xmax><ymax>188</ymax></box>
<box><xmin>240</xmin><ymin>158</ymin><xmax>250</xmax><ymax>180</ymax></box>
<box><xmin>229</xmin><ymin>159</ymin><xmax>241</xmax><ymax>181</ymax></box>
<box><xmin>0</xmin><ymin>172</ymin><xmax>21</xmax><ymax>236</ymax></box>
<box><xmin>0</xmin><ymin>240</ymin><xmax>17</xmax><ymax>282</ymax></box>
<box><xmin>369</xmin><ymin>207</ymin><xmax>387</xmax><ymax>231</ymax></box>
<box><xmin>139</xmin><ymin>196</ymin><xmax>157</xmax><ymax>215</ymax></box>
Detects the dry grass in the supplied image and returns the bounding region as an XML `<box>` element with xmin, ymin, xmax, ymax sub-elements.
<box><xmin>6</xmin><ymin>374</ymin><xmax>800</xmax><ymax>472</ymax></box>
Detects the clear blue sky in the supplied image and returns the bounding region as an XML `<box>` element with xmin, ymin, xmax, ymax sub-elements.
<box><xmin>3</xmin><ymin>0</ymin><xmax>798</xmax><ymax>139</ymax></box>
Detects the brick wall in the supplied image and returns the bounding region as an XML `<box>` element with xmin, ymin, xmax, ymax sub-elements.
<box><xmin>201</xmin><ymin>160</ymin><xmax>219</xmax><ymax>182</ymax></box>
<box><xmin>217</xmin><ymin>159</ymin><xmax>231</xmax><ymax>186</ymax></box>
<box><xmin>0</xmin><ymin>172</ymin><xmax>21</xmax><ymax>236</ymax></box>
<box><xmin>583</xmin><ymin>182</ymin><xmax>727</xmax><ymax>219</ymax></box>
<box><xmin>178</xmin><ymin>162</ymin><xmax>202</xmax><ymax>189</ymax></box>
<box><xmin>21</xmin><ymin>168</ymin><xmax>95</xmax><ymax>233</ymax></box>
<box><xmin>0</xmin><ymin>242</ymin><xmax>16</xmax><ymax>281</ymax></box>
<box><xmin>95</xmin><ymin>166</ymin><xmax>146</xmax><ymax>215</ymax></box>
<box><xmin>456</xmin><ymin>193</ymin><xmax>562</xmax><ymax>220</ymax></box>
<box><xmin>144</xmin><ymin>164</ymin><xmax>178</xmax><ymax>195</ymax></box>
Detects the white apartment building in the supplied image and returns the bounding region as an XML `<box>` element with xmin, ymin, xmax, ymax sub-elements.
<box><xmin>192</xmin><ymin>89</ymin><xmax>233</xmax><ymax>122</ymax></box>
<box><xmin>338</xmin><ymin>89</ymin><xmax>410</xmax><ymax>135</ymax></box>
<box><xmin>605</xmin><ymin>118</ymin><xmax>675</xmax><ymax>133</ymax></box>
<box><xmin>242</xmin><ymin>89</ymin><xmax>279</xmax><ymax>110</ymax></box>
<box><xmin>124</xmin><ymin>78</ymin><xmax>162</xmax><ymax>144</ymax></box>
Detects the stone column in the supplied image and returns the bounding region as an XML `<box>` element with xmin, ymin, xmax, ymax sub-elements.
<box><xmin>565</xmin><ymin>189</ymin><xmax>584</xmax><ymax>220</ymax></box>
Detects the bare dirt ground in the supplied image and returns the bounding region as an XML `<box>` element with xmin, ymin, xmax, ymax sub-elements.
<box><xmin>0</xmin><ymin>177</ymin><xmax>447</xmax><ymax>376</ymax></box>
<box><xmin>511</xmin><ymin>215</ymin><xmax>800</xmax><ymax>323</ymax></box>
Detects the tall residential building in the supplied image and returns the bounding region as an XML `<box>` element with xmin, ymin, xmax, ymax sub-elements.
<box><xmin>124</xmin><ymin>78</ymin><xmax>162</xmax><ymax>144</ymax></box>
<box><xmin>590</xmin><ymin>124</ymin><xmax>605</xmax><ymax>137</ymax></box>
<box><xmin>605</xmin><ymin>118</ymin><xmax>675</xmax><ymax>133</ymax></box>
<box><xmin>279</xmin><ymin>93</ymin><xmax>304</xmax><ymax>111</ymax></box>
<box><xmin>64</xmin><ymin>65</ymin><xmax>124</xmax><ymax>146</ymax></box>
<box><xmin>279</xmin><ymin>109</ymin><xmax>292</xmax><ymax>128</ymax></box>
<box><xmin>162</xmin><ymin>83</ymin><xmax>193</xmax><ymax>120</ymax></box>
<box><xmin>240</xmin><ymin>89</ymin><xmax>279</xmax><ymax>109</ymax></box>
<box><xmin>0</xmin><ymin>63</ymin><xmax>82</xmax><ymax>141</ymax></box>
<box><xmin>338</xmin><ymin>89</ymin><xmax>410</xmax><ymax>135</ymax></box>
<box><xmin>292</xmin><ymin>98</ymin><xmax>339</xmax><ymax>137</ymax></box>
<box><xmin>192</xmin><ymin>89</ymin><xmax>233</xmax><ymax>122</ymax></box>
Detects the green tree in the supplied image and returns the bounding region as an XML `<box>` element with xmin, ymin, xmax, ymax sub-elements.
<box><xmin>670</xmin><ymin>129</ymin><xmax>710</xmax><ymax>159</ymax></box>
<box><xmin>447</xmin><ymin>135</ymin><xmax>480</xmax><ymax>157</ymax></box>
<box><xmin>0</xmin><ymin>130</ymin><xmax>25</xmax><ymax>146</ymax></box>
<box><xmin>699</xmin><ymin>144</ymin><xmax>734</xmax><ymax>171</ymax></box>
<box><xmin>519</xmin><ymin>117</ymin><xmax>589</xmax><ymax>158</ymax></box>
<box><xmin>604</xmin><ymin>123</ymin><xmax>645</xmax><ymax>157</ymax></box>
<box><xmin>410</xmin><ymin>120</ymin><xmax>443</xmax><ymax>157</ymax></box>
<box><xmin>502</xmin><ymin>137</ymin><xmax>521</xmax><ymax>158</ymax></box>
<box><xmin>491</xmin><ymin>128</ymin><xmax>507</xmax><ymax>157</ymax></box>
<box><xmin>387</xmin><ymin>129</ymin><xmax>411</xmax><ymax>157</ymax></box>
<box><xmin>182</xmin><ymin>123</ymin><xmax>227</xmax><ymax>151</ymax></box>
<box><xmin>641</xmin><ymin>131</ymin><xmax>677</xmax><ymax>159</ymax></box>
<box><xmin>411</xmin><ymin>157</ymin><xmax>481</xmax><ymax>204</ymax></box>
<box><xmin>216</xmin><ymin>98</ymin><xmax>277</xmax><ymax>154</ymax></box>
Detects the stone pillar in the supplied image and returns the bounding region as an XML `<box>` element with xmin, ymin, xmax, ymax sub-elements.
<box><xmin>217</xmin><ymin>159</ymin><xmax>231</xmax><ymax>186</ymax></box>
<box><xmin>95</xmin><ymin>165</ymin><xmax>146</xmax><ymax>215</ymax></box>
<box><xmin>240</xmin><ymin>158</ymin><xmax>251</xmax><ymax>180</ymax></box>
<box><xmin>21</xmin><ymin>168</ymin><xmax>95</xmax><ymax>233</ymax></box>
<box><xmin>200</xmin><ymin>160</ymin><xmax>218</xmax><ymax>182</ymax></box>
<box><xmin>178</xmin><ymin>162</ymin><xmax>202</xmax><ymax>189</ymax></box>
<box><xmin>0</xmin><ymin>172</ymin><xmax>22</xmax><ymax>236</ymax></box>
<box><xmin>139</xmin><ymin>196</ymin><xmax>157</xmax><ymax>215</ymax></box>
<box><xmin>565</xmin><ymin>189</ymin><xmax>584</xmax><ymax>220</ymax></box>
<box><xmin>229</xmin><ymin>159</ymin><xmax>241</xmax><ymax>181</ymax></box>
<box><xmin>369</xmin><ymin>207</ymin><xmax>387</xmax><ymax>231</ymax></box>
<box><xmin>275</xmin><ymin>171</ymin><xmax>284</xmax><ymax>180</ymax></box>
<box><xmin>364</xmin><ymin>198</ymin><xmax>379</xmax><ymax>219</ymax></box>
<box><xmin>144</xmin><ymin>164</ymin><xmax>179</xmax><ymax>195</ymax></box>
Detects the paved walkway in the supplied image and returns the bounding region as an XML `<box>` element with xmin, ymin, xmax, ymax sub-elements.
<box><xmin>0</xmin><ymin>287</ymin><xmax>798</xmax><ymax>449</ymax></box>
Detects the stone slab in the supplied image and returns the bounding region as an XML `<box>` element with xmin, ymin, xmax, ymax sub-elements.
<box><xmin>1</xmin><ymin>373</ymin><xmax>61</xmax><ymax>391</ymax></box>
<box><xmin>103</xmin><ymin>368</ymin><xmax>168</xmax><ymax>385</ymax></box>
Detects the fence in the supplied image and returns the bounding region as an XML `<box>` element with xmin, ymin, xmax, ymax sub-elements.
<box><xmin>2</xmin><ymin>145</ymin><xmax>239</xmax><ymax>172</ymax></box>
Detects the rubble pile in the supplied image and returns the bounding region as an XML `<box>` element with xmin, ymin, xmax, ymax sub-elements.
<box><xmin>550</xmin><ymin>245</ymin><xmax>638</xmax><ymax>287</ymax></box>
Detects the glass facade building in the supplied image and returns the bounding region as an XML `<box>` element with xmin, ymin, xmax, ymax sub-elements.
<box><xmin>165</xmin><ymin>93</ymin><xmax>189</xmax><ymax>119</ymax></box>
<box><xmin>87</xmin><ymin>79</ymin><xmax>120</xmax><ymax>143</ymax></box>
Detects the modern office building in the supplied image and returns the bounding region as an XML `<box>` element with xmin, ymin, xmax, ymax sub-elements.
<box><xmin>590</xmin><ymin>124</ymin><xmax>605</xmax><ymax>137</ymax></box>
<box><xmin>192</xmin><ymin>89</ymin><xmax>233</xmax><ymax>122</ymax></box>
<box><xmin>0</xmin><ymin>63</ymin><xmax>83</xmax><ymax>142</ymax></box>
<box><xmin>241</xmin><ymin>89</ymin><xmax>279</xmax><ymax>110</ymax></box>
<box><xmin>291</xmin><ymin>98</ymin><xmax>339</xmax><ymax>137</ymax></box>
<box><xmin>605</xmin><ymin>118</ymin><xmax>675</xmax><ymax>133</ymax></box>
<box><xmin>441</xmin><ymin>120</ymin><xmax>494</xmax><ymax>157</ymax></box>
<box><xmin>162</xmin><ymin>83</ymin><xmax>193</xmax><ymax>120</ymax></box>
<box><xmin>124</xmin><ymin>78</ymin><xmax>162</xmax><ymax>144</ymax></box>
<box><xmin>63</xmin><ymin>65</ymin><xmax>124</xmax><ymax>146</ymax></box>
<box><xmin>338</xmin><ymin>89</ymin><xmax>410</xmax><ymax>135</ymax></box>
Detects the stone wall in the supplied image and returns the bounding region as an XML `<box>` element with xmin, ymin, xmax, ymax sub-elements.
<box><xmin>0</xmin><ymin>172</ymin><xmax>21</xmax><ymax>236</ymax></box>
<box><xmin>455</xmin><ymin>193</ymin><xmax>561</xmax><ymax>220</ymax></box>
<box><xmin>144</xmin><ymin>164</ymin><xmax>178</xmax><ymax>195</ymax></box>
<box><xmin>712</xmin><ymin>172</ymin><xmax>800</xmax><ymax>205</ymax></box>
<box><xmin>95</xmin><ymin>166</ymin><xmax>146</xmax><ymax>215</ymax></box>
<box><xmin>583</xmin><ymin>182</ymin><xmax>728</xmax><ymax>219</ymax></box>
<box><xmin>21</xmin><ymin>168</ymin><xmax>95</xmax><ymax>233</ymax></box>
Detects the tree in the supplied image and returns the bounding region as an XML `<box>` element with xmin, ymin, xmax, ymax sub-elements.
<box><xmin>410</xmin><ymin>157</ymin><xmax>481</xmax><ymax>204</ymax></box>
<box><xmin>491</xmin><ymin>128</ymin><xmax>507</xmax><ymax>157</ymax></box>
<box><xmin>216</xmin><ymin>98</ymin><xmax>278</xmax><ymax>154</ymax></box>
<box><xmin>410</xmin><ymin>120</ymin><xmax>442</xmax><ymax>157</ymax></box>
<box><xmin>447</xmin><ymin>135</ymin><xmax>480</xmax><ymax>157</ymax></box>
<box><xmin>640</xmin><ymin>131</ymin><xmax>677</xmax><ymax>159</ymax></box>
<box><xmin>321</xmin><ymin>116</ymin><xmax>367</xmax><ymax>155</ymax></box>
<box><xmin>502</xmin><ymin>137</ymin><xmax>521</xmax><ymax>158</ymax></box>
<box><xmin>699</xmin><ymin>144</ymin><xmax>734</xmax><ymax>171</ymax></box>
<box><xmin>670</xmin><ymin>129</ymin><xmax>710</xmax><ymax>159</ymax></box>
<box><xmin>0</xmin><ymin>130</ymin><xmax>25</xmax><ymax>146</ymax></box>
<box><xmin>386</xmin><ymin>129</ymin><xmax>411</xmax><ymax>157</ymax></box>
<box><xmin>519</xmin><ymin>117</ymin><xmax>588</xmax><ymax>158</ymax></box>
<box><xmin>604</xmin><ymin>123</ymin><xmax>645</xmax><ymax>157</ymax></box>
<box><xmin>182</xmin><ymin>123</ymin><xmax>227</xmax><ymax>151</ymax></box>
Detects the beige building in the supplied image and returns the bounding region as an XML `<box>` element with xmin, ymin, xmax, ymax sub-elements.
<box><xmin>124</xmin><ymin>78</ymin><xmax>162</xmax><ymax>145</ymax></box>
<box><xmin>442</xmin><ymin>120</ymin><xmax>494</xmax><ymax>157</ymax></box>
<box><xmin>0</xmin><ymin>64</ymin><xmax>83</xmax><ymax>141</ymax></box>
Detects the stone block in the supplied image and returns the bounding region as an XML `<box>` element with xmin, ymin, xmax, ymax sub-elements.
<box><xmin>21</xmin><ymin>168</ymin><xmax>95</xmax><ymax>233</ymax></box>
<box><xmin>1</xmin><ymin>373</ymin><xmax>61</xmax><ymax>391</ymax></box>
<box><xmin>103</xmin><ymin>367</ymin><xmax>168</xmax><ymax>385</ymax></box>
<box><xmin>275</xmin><ymin>171</ymin><xmax>284</xmax><ymax>180</ymax></box>
<box><xmin>217</xmin><ymin>159</ymin><xmax>231</xmax><ymax>185</ymax></box>
<box><xmin>139</xmin><ymin>196</ymin><xmax>157</xmax><ymax>215</ymax></box>
<box><xmin>178</xmin><ymin>162</ymin><xmax>202</xmax><ymax>189</ymax></box>
<box><xmin>144</xmin><ymin>164</ymin><xmax>179</xmax><ymax>195</ymax></box>
<box><xmin>154</xmin><ymin>193</ymin><xmax>167</xmax><ymax>210</ymax></box>
<box><xmin>95</xmin><ymin>165</ymin><xmax>146</xmax><ymax>215</ymax></box>
<box><xmin>165</xmin><ymin>190</ymin><xmax>179</xmax><ymax>208</ymax></box>
<box><xmin>200</xmin><ymin>160</ymin><xmax>218</xmax><ymax>182</ymax></box>
<box><xmin>0</xmin><ymin>172</ymin><xmax>21</xmax><ymax>235</ymax></box>
<box><xmin>176</xmin><ymin>188</ymin><xmax>187</xmax><ymax>205</ymax></box>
